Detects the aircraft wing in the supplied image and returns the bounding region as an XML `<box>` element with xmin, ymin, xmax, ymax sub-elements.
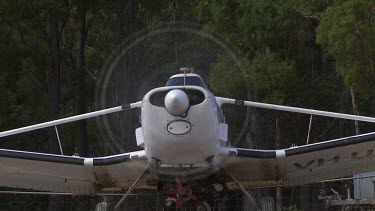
<box><xmin>0</xmin><ymin>149</ymin><xmax>148</xmax><ymax>194</ymax></box>
<box><xmin>221</xmin><ymin>132</ymin><xmax>375</xmax><ymax>187</ymax></box>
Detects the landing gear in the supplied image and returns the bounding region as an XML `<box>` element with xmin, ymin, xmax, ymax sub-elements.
<box><xmin>95</xmin><ymin>202</ymin><xmax>109</xmax><ymax>211</ymax></box>
<box><xmin>114</xmin><ymin>170</ymin><xmax>148</xmax><ymax>210</ymax></box>
<box><xmin>196</xmin><ymin>201</ymin><xmax>211</xmax><ymax>211</ymax></box>
<box><xmin>224</xmin><ymin>168</ymin><xmax>260</xmax><ymax>209</ymax></box>
<box><xmin>162</xmin><ymin>176</ymin><xmax>228</xmax><ymax>210</ymax></box>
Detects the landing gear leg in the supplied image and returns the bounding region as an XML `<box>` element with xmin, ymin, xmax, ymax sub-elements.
<box><xmin>223</xmin><ymin>168</ymin><xmax>260</xmax><ymax>210</ymax></box>
<box><xmin>114</xmin><ymin>170</ymin><xmax>148</xmax><ymax>210</ymax></box>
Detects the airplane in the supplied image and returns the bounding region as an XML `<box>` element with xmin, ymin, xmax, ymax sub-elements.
<box><xmin>1</xmin><ymin>67</ymin><xmax>375</xmax><ymax>210</ymax></box>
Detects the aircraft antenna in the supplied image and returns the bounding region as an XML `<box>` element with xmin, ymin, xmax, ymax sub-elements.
<box><xmin>180</xmin><ymin>67</ymin><xmax>195</xmax><ymax>88</ymax></box>
<box><xmin>180</xmin><ymin>67</ymin><xmax>188</xmax><ymax>87</ymax></box>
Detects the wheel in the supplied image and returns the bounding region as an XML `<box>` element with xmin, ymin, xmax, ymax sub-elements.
<box><xmin>196</xmin><ymin>201</ymin><xmax>211</xmax><ymax>211</ymax></box>
<box><xmin>95</xmin><ymin>202</ymin><xmax>108</xmax><ymax>211</ymax></box>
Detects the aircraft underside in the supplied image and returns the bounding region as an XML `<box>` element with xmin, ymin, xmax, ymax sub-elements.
<box><xmin>147</xmin><ymin>169</ymin><xmax>230</xmax><ymax>210</ymax></box>
<box><xmin>162</xmin><ymin>175</ymin><xmax>229</xmax><ymax>209</ymax></box>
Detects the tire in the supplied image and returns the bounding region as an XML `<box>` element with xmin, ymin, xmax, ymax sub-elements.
<box><xmin>95</xmin><ymin>202</ymin><xmax>108</xmax><ymax>211</ymax></box>
<box><xmin>196</xmin><ymin>201</ymin><xmax>211</xmax><ymax>211</ymax></box>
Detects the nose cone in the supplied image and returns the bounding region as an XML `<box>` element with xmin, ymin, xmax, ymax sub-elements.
<box><xmin>164</xmin><ymin>89</ymin><xmax>189</xmax><ymax>116</ymax></box>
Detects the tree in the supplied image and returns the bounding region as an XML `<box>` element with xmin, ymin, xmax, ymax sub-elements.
<box><xmin>47</xmin><ymin>3</ymin><xmax>65</xmax><ymax>211</ymax></box>
<box><xmin>317</xmin><ymin>0</ymin><xmax>375</xmax><ymax>133</ymax></box>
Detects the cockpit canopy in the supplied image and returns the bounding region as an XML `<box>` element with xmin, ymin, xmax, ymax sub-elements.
<box><xmin>165</xmin><ymin>74</ymin><xmax>208</xmax><ymax>89</ymax></box>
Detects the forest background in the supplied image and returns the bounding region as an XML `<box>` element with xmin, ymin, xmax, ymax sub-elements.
<box><xmin>0</xmin><ymin>0</ymin><xmax>374</xmax><ymax>210</ymax></box>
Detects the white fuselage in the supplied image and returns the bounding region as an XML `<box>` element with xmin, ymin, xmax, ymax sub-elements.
<box><xmin>136</xmin><ymin>85</ymin><xmax>227</xmax><ymax>182</ymax></box>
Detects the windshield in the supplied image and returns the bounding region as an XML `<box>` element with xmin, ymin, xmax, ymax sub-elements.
<box><xmin>166</xmin><ymin>76</ymin><xmax>208</xmax><ymax>89</ymax></box>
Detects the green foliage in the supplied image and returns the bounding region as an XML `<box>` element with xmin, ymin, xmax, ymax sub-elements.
<box><xmin>0</xmin><ymin>0</ymin><xmax>375</xmax><ymax>208</ymax></box>
<box><xmin>198</xmin><ymin>0</ymin><xmax>375</xmax><ymax>152</ymax></box>
<box><xmin>208</xmin><ymin>54</ymin><xmax>247</xmax><ymax>98</ymax></box>
<box><xmin>316</xmin><ymin>0</ymin><xmax>375</xmax><ymax>94</ymax></box>
<box><xmin>196</xmin><ymin>0</ymin><xmax>299</xmax><ymax>57</ymax></box>
<box><xmin>246</xmin><ymin>53</ymin><xmax>297</xmax><ymax>104</ymax></box>
<box><xmin>278</xmin><ymin>0</ymin><xmax>334</xmax><ymax>18</ymax></box>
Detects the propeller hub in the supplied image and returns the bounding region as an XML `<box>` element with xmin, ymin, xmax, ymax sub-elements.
<box><xmin>178</xmin><ymin>187</ymin><xmax>187</xmax><ymax>195</ymax></box>
<box><xmin>164</xmin><ymin>89</ymin><xmax>189</xmax><ymax>116</ymax></box>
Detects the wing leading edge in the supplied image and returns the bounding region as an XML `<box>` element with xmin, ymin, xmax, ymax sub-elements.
<box><xmin>2</xmin><ymin>132</ymin><xmax>375</xmax><ymax>193</ymax></box>
<box><xmin>221</xmin><ymin>132</ymin><xmax>375</xmax><ymax>187</ymax></box>
<box><xmin>0</xmin><ymin>149</ymin><xmax>148</xmax><ymax>194</ymax></box>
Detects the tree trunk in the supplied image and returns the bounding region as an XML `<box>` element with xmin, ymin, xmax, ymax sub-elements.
<box><xmin>275</xmin><ymin>113</ymin><xmax>282</xmax><ymax>211</ymax></box>
<box><xmin>76</xmin><ymin>2</ymin><xmax>88</xmax><ymax>157</ymax></box>
<box><xmin>118</xmin><ymin>0</ymin><xmax>138</xmax><ymax>152</ymax></box>
<box><xmin>76</xmin><ymin>3</ymin><xmax>89</xmax><ymax>211</ymax></box>
<box><xmin>275</xmin><ymin>112</ymin><xmax>281</xmax><ymax>149</ymax></box>
<box><xmin>351</xmin><ymin>85</ymin><xmax>360</xmax><ymax>135</ymax></box>
<box><xmin>47</xmin><ymin>8</ymin><xmax>61</xmax><ymax>154</ymax></box>
<box><xmin>47</xmin><ymin>8</ymin><xmax>63</xmax><ymax>211</ymax></box>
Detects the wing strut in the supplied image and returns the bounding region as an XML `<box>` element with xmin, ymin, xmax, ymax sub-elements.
<box><xmin>216</xmin><ymin>97</ymin><xmax>375</xmax><ymax>123</ymax></box>
<box><xmin>54</xmin><ymin>126</ymin><xmax>63</xmax><ymax>155</ymax></box>
<box><xmin>114</xmin><ymin>169</ymin><xmax>148</xmax><ymax>210</ymax></box>
<box><xmin>0</xmin><ymin>101</ymin><xmax>142</xmax><ymax>138</ymax></box>
<box><xmin>223</xmin><ymin>168</ymin><xmax>260</xmax><ymax>210</ymax></box>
